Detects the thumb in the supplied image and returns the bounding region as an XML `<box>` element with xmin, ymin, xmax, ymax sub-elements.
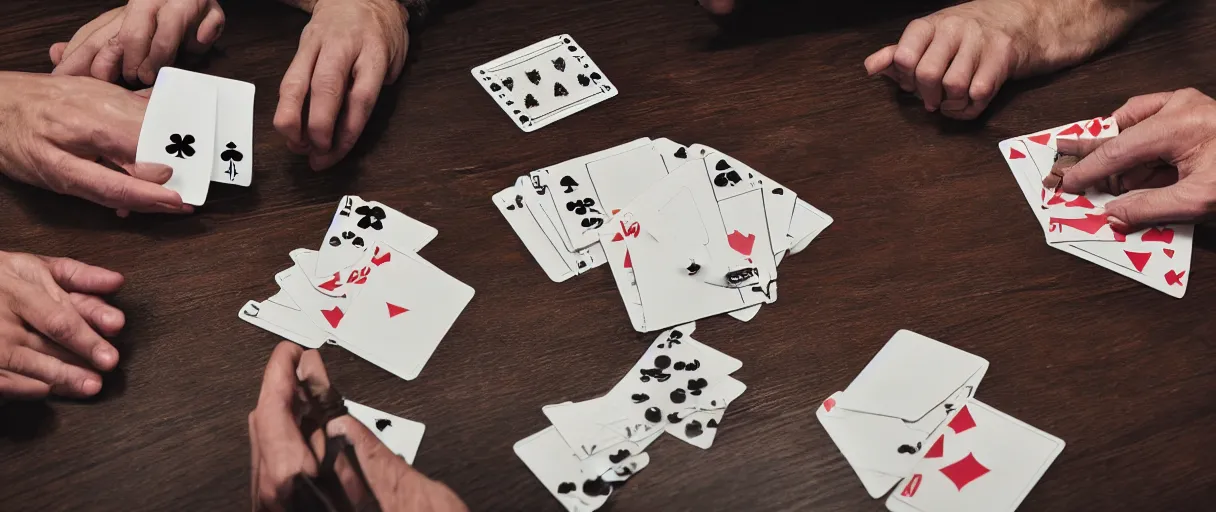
<box><xmin>326</xmin><ymin>416</ymin><xmax>419</xmax><ymax>505</ymax></box>
<box><xmin>1103</xmin><ymin>183</ymin><xmax>1208</xmax><ymax>232</ymax></box>
<box><xmin>50</xmin><ymin>42</ymin><xmax>68</xmax><ymax>66</ymax></box>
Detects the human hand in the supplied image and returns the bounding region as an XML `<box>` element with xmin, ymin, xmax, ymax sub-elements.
<box><xmin>0</xmin><ymin>252</ymin><xmax>124</xmax><ymax>399</ymax></box>
<box><xmin>50</xmin><ymin>0</ymin><xmax>225</xmax><ymax>85</ymax></box>
<box><xmin>1042</xmin><ymin>88</ymin><xmax>1216</xmax><ymax>233</ymax></box>
<box><xmin>0</xmin><ymin>72</ymin><xmax>190</xmax><ymax>215</ymax></box>
<box><xmin>249</xmin><ymin>342</ymin><xmax>467</xmax><ymax>512</ymax></box>
<box><xmin>274</xmin><ymin>0</ymin><xmax>409</xmax><ymax>171</ymax></box>
<box><xmin>863</xmin><ymin>0</ymin><xmax>1027</xmax><ymax>120</ymax></box>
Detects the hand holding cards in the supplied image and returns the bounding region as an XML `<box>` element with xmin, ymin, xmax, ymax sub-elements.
<box><xmin>137</xmin><ymin>67</ymin><xmax>255</xmax><ymax>206</ymax></box>
<box><xmin>239</xmin><ymin>196</ymin><xmax>473</xmax><ymax>381</ymax></box>
<box><xmin>817</xmin><ymin>331</ymin><xmax>1064</xmax><ymax>512</ymax></box>
<box><xmin>494</xmin><ymin>137</ymin><xmax>832</xmax><ymax>332</ymax></box>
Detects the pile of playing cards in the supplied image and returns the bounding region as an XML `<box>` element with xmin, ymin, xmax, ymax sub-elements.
<box><xmin>238</xmin><ymin>196</ymin><xmax>475</xmax><ymax>381</ymax></box>
<box><xmin>1000</xmin><ymin>117</ymin><xmax>1193</xmax><ymax>297</ymax></box>
<box><xmin>346</xmin><ymin>399</ymin><xmax>426</xmax><ymax>464</ymax></box>
<box><xmin>516</xmin><ymin>323</ymin><xmax>746</xmax><ymax>511</ymax></box>
<box><xmin>494</xmin><ymin>137</ymin><xmax>832</xmax><ymax>332</ymax></box>
<box><xmin>817</xmin><ymin>330</ymin><xmax>1065</xmax><ymax>512</ymax></box>
<box><xmin>473</xmin><ymin>34</ymin><xmax>617</xmax><ymax>132</ymax></box>
<box><xmin>137</xmin><ymin>67</ymin><xmax>255</xmax><ymax>205</ymax></box>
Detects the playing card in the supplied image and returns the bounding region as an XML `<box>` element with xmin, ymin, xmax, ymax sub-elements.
<box><xmin>598</xmin><ymin>212</ymin><xmax>645</xmax><ymax>330</ymax></box>
<box><xmin>542</xmin><ymin>138</ymin><xmax>653</xmax><ymax>252</ymax></box>
<box><xmin>664</xmin><ymin>409</ymin><xmax>724</xmax><ymax>449</ymax></box>
<box><xmin>651</xmin><ymin>137</ymin><xmax>692</xmax><ymax>173</ymax></box>
<box><xmin>494</xmin><ymin>187</ymin><xmax>578</xmax><ymax>282</ymax></box>
<box><xmin>137</xmin><ymin>67</ymin><xmax>218</xmax><ymax>206</ymax></box>
<box><xmin>333</xmin><ymin>247</ymin><xmax>474</xmax><ymax>381</ymax></box>
<box><xmin>314</xmin><ymin>196</ymin><xmax>438</xmax><ymax>279</ymax></box>
<box><xmin>193</xmin><ymin>71</ymin><xmax>256</xmax><ymax>187</ymax></box>
<box><xmin>344</xmin><ymin>399</ymin><xmax>425</xmax><ymax>464</ymax></box>
<box><xmin>472</xmin><ymin>35</ymin><xmax>618</xmax><ymax>132</ymax></box>
<box><xmin>514</xmin><ymin>426</ymin><xmax>647</xmax><ymax>511</ymax></box>
<box><xmin>237</xmin><ymin>299</ymin><xmax>328</xmax><ymax>349</ymax></box>
<box><xmin>785</xmin><ymin>199</ymin><xmax>834</xmax><ymax>255</ymax></box>
<box><xmin>276</xmin><ymin>265</ymin><xmax>350</xmax><ymax>334</ymax></box>
<box><xmin>886</xmin><ymin>400</ymin><xmax>1065</xmax><ymax>512</ymax></box>
<box><xmin>586</xmin><ymin>144</ymin><xmax>670</xmax><ymax>217</ymax></box>
<box><xmin>841</xmin><ymin>330</ymin><xmax>988</xmax><ymax>422</ymax></box>
<box><xmin>513</xmin><ymin>176</ymin><xmax>606</xmax><ymax>277</ymax></box>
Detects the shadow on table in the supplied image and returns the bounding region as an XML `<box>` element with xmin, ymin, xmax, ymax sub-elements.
<box><xmin>700</xmin><ymin>0</ymin><xmax>952</xmax><ymax>50</ymax></box>
<box><xmin>0</xmin><ymin>400</ymin><xmax>55</xmax><ymax>442</ymax></box>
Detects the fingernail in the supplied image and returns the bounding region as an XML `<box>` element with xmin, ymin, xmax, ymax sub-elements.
<box><xmin>82</xmin><ymin>376</ymin><xmax>102</xmax><ymax>395</ymax></box>
<box><xmin>1107</xmin><ymin>216</ymin><xmax>1129</xmax><ymax>233</ymax></box>
<box><xmin>94</xmin><ymin>346</ymin><xmax>118</xmax><ymax>368</ymax></box>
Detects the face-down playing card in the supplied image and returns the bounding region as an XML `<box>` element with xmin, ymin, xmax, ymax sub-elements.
<box><xmin>472</xmin><ymin>34</ymin><xmax>618</xmax><ymax>132</ymax></box>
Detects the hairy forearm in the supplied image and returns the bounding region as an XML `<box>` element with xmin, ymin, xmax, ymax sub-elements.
<box><xmin>1022</xmin><ymin>0</ymin><xmax>1166</xmax><ymax>72</ymax></box>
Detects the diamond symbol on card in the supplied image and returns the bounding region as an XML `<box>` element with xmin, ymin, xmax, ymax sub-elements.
<box><xmin>947</xmin><ymin>405</ymin><xmax>977</xmax><ymax>434</ymax></box>
<box><xmin>1027</xmin><ymin>133</ymin><xmax>1052</xmax><ymax>146</ymax></box>
<box><xmin>1009</xmin><ymin>147</ymin><xmax>1026</xmax><ymax>159</ymax></box>
<box><xmin>322</xmin><ymin>307</ymin><xmax>345</xmax><ymax>329</ymax></box>
<box><xmin>1057</xmin><ymin>124</ymin><xmax>1084</xmax><ymax>137</ymax></box>
<box><xmin>939</xmin><ymin>453</ymin><xmax>990</xmax><ymax>491</ymax></box>
<box><xmin>924</xmin><ymin>435</ymin><xmax>945</xmax><ymax>458</ymax></box>
<box><xmin>1125</xmin><ymin>251</ymin><xmax>1152</xmax><ymax>272</ymax></box>
<box><xmin>386</xmin><ymin>303</ymin><xmax>409</xmax><ymax>318</ymax></box>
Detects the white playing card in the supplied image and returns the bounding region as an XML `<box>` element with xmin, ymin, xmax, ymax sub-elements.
<box><xmin>513</xmin><ymin>176</ymin><xmax>607</xmax><ymax>276</ymax></box>
<box><xmin>314</xmin><ymin>196</ymin><xmax>438</xmax><ymax>279</ymax></box>
<box><xmin>598</xmin><ymin>212</ymin><xmax>646</xmax><ymax>330</ymax></box>
<box><xmin>137</xmin><ymin>67</ymin><xmax>218</xmax><ymax>206</ymax></box>
<box><xmin>542</xmin><ymin>138</ymin><xmax>653</xmax><ymax>252</ymax></box>
<box><xmin>515</xmin><ymin>426</ymin><xmax>644</xmax><ymax>511</ymax></box>
<box><xmin>196</xmin><ymin>72</ymin><xmax>256</xmax><ymax>187</ymax></box>
<box><xmin>334</xmin><ymin>247</ymin><xmax>474</xmax><ymax>381</ymax></box>
<box><xmin>886</xmin><ymin>400</ymin><xmax>1065</xmax><ymax>512</ymax></box>
<box><xmin>841</xmin><ymin>330</ymin><xmax>988</xmax><ymax>422</ymax></box>
<box><xmin>344</xmin><ymin>399</ymin><xmax>425</xmax><ymax>464</ymax></box>
<box><xmin>472</xmin><ymin>34</ymin><xmax>618</xmax><ymax>133</ymax></box>
<box><xmin>494</xmin><ymin>187</ymin><xmax>578</xmax><ymax>282</ymax></box>
<box><xmin>651</xmin><ymin>137</ymin><xmax>692</xmax><ymax>173</ymax></box>
<box><xmin>785</xmin><ymin>199</ymin><xmax>834</xmax><ymax>255</ymax></box>
<box><xmin>276</xmin><ymin>265</ymin><xmax>350</xmax><ymax>335</ymax></box>
<box><xmin>664</xmin><ymin>409</ymin><xmax>725</xmax><ymax>449</ymax></box>
<box><xmin>586</xmin><ymin>144</ymin><xmax>670</xmax><ymax>216</ymax></box>
<box><xmin>237</xmin><ymin>299</ymin><xmax>328</xmax><ymax>349</ymax></box>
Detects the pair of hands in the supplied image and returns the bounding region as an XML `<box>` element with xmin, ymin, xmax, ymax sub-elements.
<box><xmin>52</xmin><ymin>0</ymin><xmax>407</xmax><ymax>171</ymax></box>
<box><xmin>249</xmin><ymin>342</ymin><xmax>467</xmax><ymax>511</ymax></box>
<box><xmin>0</xmin><ymin>252</ymin><xmax>125</xmax><ymax>399</ymax></box>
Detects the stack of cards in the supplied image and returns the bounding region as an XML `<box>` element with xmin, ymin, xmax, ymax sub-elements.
<box><xmin>516</xmin><ymin>323</ymin><xmax>746</xmax><ymax>511</ymax></box>
<box><xmin>999</xmin><ymin>117</ymin><xmax>1194</xmax><ymax>297</ymax></box>
<box><xmin>345</xmin><ymin>399</ymin><xmax>426</xmax><ymax>464</ymax></box>
<box><xmin>494</xmin><ymin>137</ymin><xmax>832</xmax><ymax>332</ymax></box>
<box><xmin>238</xmin><ymin>196</ymin><xmax>475</xmax><ymax>381</ymax></box>
<box><xmin>137</xmin><ymin>67</ymin><xmax>256</xmax><ymax>206</ymax></box>
<box><xmin>817</xmin><ymin>330</ymin><xmax>1065</xmax><ymax>512</ymax></box>
<box><xmin>473</xmin><ymin>34</ymin><xmax>617</xmax><ymax>132</ymax></box>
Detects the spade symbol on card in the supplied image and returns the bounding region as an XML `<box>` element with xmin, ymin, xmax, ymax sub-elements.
<box><xmin>502</xmin><ymin>77</ymin><xmax>514</xmax><ymax>91</ymax></box>
<box><xmin>524</xmin><ymin>94</ymin><xmax>539</xmax><ymax>109</ymax></box>
<box><xmin>577</xmin><ymin>74</ymin><xmax>591</xmax><ymax>87</ymax></box>
<box><xmin>685</xmin><ymin>420</ymin><xmax>704</xmax><ymax>438</ymax></box>
<box><xmin>165</xmin><ymin>134</ymin><xmax>196</xmax><ymax>159</ymax></box>
<box><xmin>674</xmin><ymin>147</ymin><xmax>687</xmax><ymax>159</ymax></box>
<box><xmin>525</xmin><ymin>70</ymin><xmax>541</xmax><ymax>85</ymax></box>
<box><xmin>375</xmin><ymin>419</ymin><xmax>392</xmax><ymax>431</ymax></box>
<box><xmin>554</xmin><ymin>82</ymin><xmax>569</xmax><ymax>97</ymax></box>
<box><xmin>552</xmin><ymin>57</ymin><xmax>566</xmax><ymax>72</ymax></box>
<box><xmin>559</xmin><ymin>176</ymin><xmax>578</xmax><ymax>193</ymax></box>
<box><xmin>221</xmin><ymin>142</ymin><xmax>243</xmax><ymax>181</ymax></box>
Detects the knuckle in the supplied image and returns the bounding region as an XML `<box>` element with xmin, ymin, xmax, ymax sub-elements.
<box><xmin>43</xmin><ymin>312</ymin><xmax>79</xmax><ymax>342</ymax></box>
<box><xmin>311</xmin><ymin>75</ymin><xmax>344</xmax><ymax>99</ymax></box>
<box><xmin>0</xmin><ymin>348</ymin><xmax>18</xmax><ymax>373</ymax></box>
<box><xmin>969</xmin><ymin>80</ymin><xmax>995</xmax><ymax>100</ymax></box>
<box><xmin>915</xmin><ymin>64</ymin><xmax>944</xmax><ymax>83</ymax></box>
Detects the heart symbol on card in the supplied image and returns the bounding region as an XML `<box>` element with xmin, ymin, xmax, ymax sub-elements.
<box><xmin>1087</xmin><ymin>119</ymin><xmax>1103</xmax><ymax>136</ymax></box>
<box><xmin>1165</xmin><ymin>269</ymin><xmax>1186</xmax><ymax>286</ymax></box>
<box><xmin>322</xmin><ymin>307</ymin><xmax>345</xmax><ymax>328</ymax></box>
<box><xmin>822</xmin><ymin>397</ymin><xmax>836</xmax><ymax>412</ymax></box>
<box><xmin>1141</xmin><ymin>227</ymin><xmax>1175</xmax><ymax>244</ymax></box>
<box><xmin>727</xmin><ymin>230</ymin><xmax>756</xmax><ymax>256</ymax></box>
<box><xmin>1009</xmin><ymin>147</ymin><xmax>1027</xmax><ymax>159</ymax></box>
<box><xmin>386</xmin><ymin>303</ymin><xmax>409</xmax><ymax>318</ymax></box>
<box><xmin>1164</xmin><ymin>248</ymin><xmax>1175</xmax><ymax>258</ymax></box>
<box><xmin>1057</xmin><ymin>124</ymin><xmax>1085</xmax><ymax>137</ymax></box>
<box><xmin>1125</xmin><ymin>251</ymin><xmax>1152</xmax><ymax>272</ymax></box>
<box><xmin>1027</xmin><ymin>133</ymin><xmax>1052</xmax><ymax>146</ymax></box>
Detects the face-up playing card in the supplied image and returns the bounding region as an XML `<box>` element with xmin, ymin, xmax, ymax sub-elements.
<box><xmin>598</xmin><ymin>212</ymin><xmax>646</xmax><ymax>330</ymax></box>
<box><xmin>314</xmin><ymin>196</ymin><xmax>438</xmax><ymax>279</ymax></box>
<box><xmin>473</xmin><ymin>34</ymin><xmax>618</xmax><ymax>132</ymax></box>
<box><xmin>494</xmin><ymin>187</ymin><xmax>578</xmax><ymax>282</ymax></box>
<box><xmin>343</xmin><ymin>399</ymin><xmax>426</xmax><ymax>464</ymax></box>
<box><xmin>542</xmin><ymin>138</ymin><xmax>653</xmax><ymax>252</ymax></box>
<box><xmin>651</xmin><ymin>138</ymin><xmax>692</xmax><ymax>173</ymax></box>
<box><xmin>664</xmin><ymin>408</ymin><xmax>724</xmax><ymax>449</ymax></box>
<box><xmin>276</xmin><ymin>265</ymin><xmax>350</xmax><ymax>335</ymax></box>
<box><xmin>586</xmin><ymin>144</ymin><xmax>670</xmax><ymax>217</ymax></box>
<box><xmin>514</xmin><ymin>426</ymin><xmax>648</xmax><ymax>511</ymax></box>
<box><xmin>137</xmin><ymin>67</ymin><xmax>218</xmax><ymax>206</ymax></box>
<box><xmin>841</xmin><ymin>330</ymin><xmax>988</xmax><ymax>422</ymax></box>
<box><xmin>513</xmin><ymin>176</ymin><xmax>607</xmax><ymax>276</ymax></box>
<box><xmin>237</xmin><ymin>299</ymin><xmax>329</xmax><ymax>349</ymax></box>
<box><xmin>886</xmin><ymin>400</ymin><xmax>1065</xmax><ymax>512</ymax></box>
<box><xmin>785</xmin><ymin>199</ymin><xmax>834</xmax><ymax>255</ymax></box>
<box><xmin>333</xmin><ymin>247</ymin><xmax>474</xmax><ymax>381</ymax></box>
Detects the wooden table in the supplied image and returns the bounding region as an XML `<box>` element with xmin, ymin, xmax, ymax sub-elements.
<box><xmin>2</xmin><ymin>0</ymin><xmax>1214</xmax><ymax>510</ymax></box>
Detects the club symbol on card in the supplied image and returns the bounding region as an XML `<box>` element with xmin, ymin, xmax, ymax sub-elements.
<box><xmin>713</xmin><ymin>160</ymin><xmax>742</xmax><ymax>187</ymax></box>
<box><xmin>559</xmin><ymin>176</ymin><xmax>578</xmax><ymax>193</ymax></box>
<box><xmin>525</xmin><ymin>69</ymin><xmax>541</xmax><ymax>85</ymax></box>
<box><xmin>580</xmin><ymin>217</ymin><xmax>604</xmax><ymax>229</ymax></box>
<box><xmin>330</xmin><ymin>230</ymin><xmax>365</xmax><ymax>249</ymax></box>
<box><xmin>566</xmin><ymin>198</ymin><xmax>599</xmax><ymax>216</ymax></box>
<box><xmin>685</xmin><ymin>420</ymin><xmax>704</xmax><ymax>438</ymax></box>
<box><xmin>355</xmin><ymin>205</ymin><xmax>386</xmax><ymax>230</ymax></box>
<box><xmin>375</xmin><ymin>419</ymin><xmax>392</xmax><ymax>431</ymax></box>
<box><xmin>897</xmin><ymin>442</ymin><xmax>922</xmax><ymax>455</ymax></box>
<box><xmin>221</xmin><ymin>142</ymin><xmax>243</xmax><ymax>181</ymax></box>
<box><xmin>165</xmin><ymin>134</ymin><xmax>195</xmax><ymax>159</ymax></box>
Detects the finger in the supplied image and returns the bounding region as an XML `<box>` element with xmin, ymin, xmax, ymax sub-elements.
<box><xmin>122</xmin><ymin>162</ymin><xmax>174</xmax><ymax>185</ymax></box>
<box><xmin>327</xmin><ymin>416</ymin><xmax>417</xmax><ymax>504</ymax></box>
<box><xmin>307</xmin><ymin>45</ymin><xmax>354</xmax><ymax>154</ymax></box>
<box><xmin>296</xmin><ymin>349</ymin><xmax>332</xmax><ymax>394</ymax></box>
<box><xmin>91</xmin><ymin>36</ymin><xmax>125</xmax><ymax>83</ymax></box>
<box><xmin>1104</xmin><ymin>183</ymin><xmax>1210</xmax><ymax>232</ymax></box>
<box><xmin>52</xmin><ymin>34</ymin><xmax>105</xmax><ymax>78</ymax></box>
<box><xmin>254</xmin><ymin>343</ymin><xmax>318</xmax><ymax>502</ymax></box>
<box><xmin>275</xmin><ymin>39</ymin><xmax>322</xmax><ymax>152</ymax></box>
<box><xmin>140</xmin><ymin>6</ymin><xmax>191</xmax><ymax>84</ymax></box>
<box><xmin>50</xmin><ymin>43</ymin><xmax>68</xmax><ymax>66</ymax></box>
<box><xmin>0</xmin><ymin>346</ymin><xmax>102</xmax><ymax>397</ymax></box>
<box><xmin>892</xmin><ymin>19</ymin><xmax>935</xmax><ymax>92</ymax></box>
<box><xmin>69</xmin><ymin>293</ymin><xmax>125</xmax><ymax>337</ymax></box>
<box><xmin>191</xmin><ymin>3</ymin><xmax>226</xmax><ymax>50</ymax></box>
<box><xmin>309</xmin><ymin>51</ymin><xmax>386</xmax><ymax>171</ymax></box>
<box><xmin>12</xmin><ymin>284</ymin><xmax>118</xmax><ymax>370</ymax></box>
<box><xmin>258</xmin><ymin>342</ymin><xmax>305</xmax><ymax>410</ymax></box>
<box><xmin>1060</xmin><ymin>117</ymin><xmax>1178</xmax><ymax>193</ymax></box>
<box><xmin>1111</xmin><ymin>91</ymin><xmax>1174</xmax><ymax>130</ymax></box>
<box><xmin>1042</xmin><ymin>154</ymin><xmax>1081</xmax><ymax>188</ymax></box>
<box><xmin>55</xmin><ymin>156</ymin><xmax>189</xmax><ymax>214</ymax></box>
<box><xmin>118</xmin><ymin>2</ymin><xmax>160</xmax><ymax>84</ymax></box>
<box><xmin>248</xmin><ymin>412</ymin><xmax>263</xmax><ymax>509</ymax></box>
<box><xmin>1123</xmin><ymin>165</ymin><xmax>1179</xmax><ymax>191</ymax></box>
<box><xmin>914</xmin><ymin>32</ymin><xmax>962</xmax><ymax>112</ymax></box>
<box><xmin>39</xmin><ymin>256</ymin><xmax>124</xmax><ymax>295</ymax></box>
<box><xmin>952</xmin><ymin>41</ymin><xmax>1011</xmax><ymax>120</ymax></box>
<box><xmin>1055</xmin><ymin>137</ymin><xmax>1109</xmax><ymax>158</ymax></box>
<box><xmin>939</xmin><ymin>35</ymin><xmax>980</xmax><ymax>112</ymax></box>
<box><xmin>0</xmin><ymin>370</ymin><xmax>50</xmax><ymax>400</ymax></box>
<box><xmin>863</xmin><ymin>45</ymin><xmax>897</xmax><ymax>77</ymax></box>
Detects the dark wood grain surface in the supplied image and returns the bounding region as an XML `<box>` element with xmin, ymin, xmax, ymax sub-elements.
<box><xmin>1</xmin><ymin>0</ymin><xmax>1214</xmax><ymax>510</ymax></box>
